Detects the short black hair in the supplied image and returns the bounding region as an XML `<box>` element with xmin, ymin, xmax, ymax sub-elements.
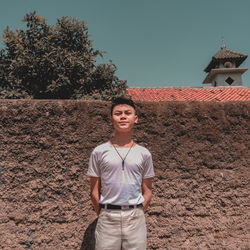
<box><xmin>111</xmin><ymin>97</ymin><xmax>136</xmax><ymax>115</ymax></box>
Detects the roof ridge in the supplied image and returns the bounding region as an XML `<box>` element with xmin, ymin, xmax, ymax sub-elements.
<box><xmin>221</xmin><ymin>48</ymin><xmax>248</xmax><ymax>57</ymax></box>
<box><xmin>213</xmin><ymin>48</ymin><xmax>248</xmax><ymax>59</ymax></box>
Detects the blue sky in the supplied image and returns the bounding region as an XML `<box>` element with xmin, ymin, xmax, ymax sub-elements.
<box><xmin>1</xmin><ymin>0</ymin><xmax>250</xmax><ymax>87</ymax></box>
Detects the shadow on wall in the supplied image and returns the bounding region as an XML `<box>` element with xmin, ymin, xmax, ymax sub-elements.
<box><xmin>81</xmin><ymin>219</ymin><xmax>97</xmax><ymax>250</ymax></box>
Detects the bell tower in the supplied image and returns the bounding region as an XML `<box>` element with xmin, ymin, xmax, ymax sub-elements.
<box><xmin>203</xmin><ymin>46</ymin><xmax>248</xmax><ymax>87</ymax></box>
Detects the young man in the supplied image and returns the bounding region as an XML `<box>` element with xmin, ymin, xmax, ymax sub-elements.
<box><xmin>87</xmin><ymin>97</ymin><xmax>154</xmax><ymax>250</ymax></box>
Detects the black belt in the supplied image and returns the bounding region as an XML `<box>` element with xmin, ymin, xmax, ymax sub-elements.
<box><xmin>100</xmin><ymin>203</ymin><xmax>143</xmax><ymax>210</ymax></box>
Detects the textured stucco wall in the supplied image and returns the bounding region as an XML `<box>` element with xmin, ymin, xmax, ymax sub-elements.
<box><xmin>0</xmin><ymin>100</ymin><xmax>249</xmax><ymax>249</ymax></box>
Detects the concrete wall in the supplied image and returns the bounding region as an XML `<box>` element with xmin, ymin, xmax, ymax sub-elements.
<box><xmin>213</xmin><ymin>73</ymin><xmax>243</xmax><ymax>86</ymax></box>
<box><xmin>0</xmin><ymin>100</ymin><xmax>249</xmax><ymax>249</ymax></box>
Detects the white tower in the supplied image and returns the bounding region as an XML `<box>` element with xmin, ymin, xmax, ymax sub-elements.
<box><xmin>203</xmin><ymin>46</ymin><xmax>248</xmax><ymax>87</ymax></box>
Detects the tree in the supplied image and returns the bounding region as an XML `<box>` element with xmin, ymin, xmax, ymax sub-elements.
<box><xmin>0</xmin><ymin>11</ymin><xmax>127</xmax><ymax>99</ymax></box>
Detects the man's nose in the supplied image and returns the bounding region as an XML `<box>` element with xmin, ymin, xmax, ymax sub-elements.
<box><xmin>120</xmin><ymin>113</ymin><xmax>127</xmax><ymax>119</ymax></box>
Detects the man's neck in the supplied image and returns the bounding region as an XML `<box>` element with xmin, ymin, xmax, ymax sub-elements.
<box><xmin>111</xmin><ymin>132</ymin><xmax>134</xmax><ymax>148</ymax></box>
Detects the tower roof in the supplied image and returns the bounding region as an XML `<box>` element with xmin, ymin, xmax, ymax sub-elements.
<box><xmin>204</xmin><ymin>47</ymin><xmax>248</xmax><ymax>73</ymax></box>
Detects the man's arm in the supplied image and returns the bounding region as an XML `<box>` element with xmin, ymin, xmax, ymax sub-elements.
<box><xmin>90</xmin><ymin>177</ymin><xmax>101</xmax><ymax>216</ymax></box>
<box><xmin>141</xmin><ymin>177</ymin><xmax>153</xmax><ymax>212</ymax></box>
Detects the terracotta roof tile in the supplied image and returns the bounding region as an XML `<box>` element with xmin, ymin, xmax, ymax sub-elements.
<box><xmin>204</xmin><ymin>48</ymin><xmax>248</xmax><ymax>72</ymax></box>
<box><xmin>127</xmin><ymin>86</ymin><xmax>250</xmax><ymax>102</ymax></box>
<box><xmin>214</xmin><ymin>48</ymin><xmax>247</xmax><ymax>60</ymax></box>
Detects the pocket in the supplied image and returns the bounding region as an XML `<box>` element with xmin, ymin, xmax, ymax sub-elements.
<box><xmin>129</xmin><ymin>207</ymin><xmax>143</xmax><ymax>220</ymax></box>
<box><xmin>98</xmin><ymin>209</ymin><xmax>107</xmax><ymax>219</ymax></box>
<box><xmin>96</xmin><ymin>209</ymin><xmax>107</xmax><ymax>233</ymax></box>
<box><xmin>138</xmin><ymin>207</ymin><xmax>145</xmax><ymax>216</ymax></box>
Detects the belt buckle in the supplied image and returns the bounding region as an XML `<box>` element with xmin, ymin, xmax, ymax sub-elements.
<box><xmin>121</xmin><ymin>205</ymin><xmax>130</xmax><ymax>210</ymax></box>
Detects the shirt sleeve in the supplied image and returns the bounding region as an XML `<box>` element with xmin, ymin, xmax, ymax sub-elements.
<box><xmin>87</xmin><ymin>149</ymin><xmax>101</xmax><ymax>177</ymax></box>
<box><xmin>142</xmin><ymin>152</ymin><xmax>155</xmax><ymax>178</ymax></box>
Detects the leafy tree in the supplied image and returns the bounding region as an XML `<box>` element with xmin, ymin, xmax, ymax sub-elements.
<box><xmin>0</xmin><ymin>11</ymin><xmax>127</xmax><ymax>99</ymax></box>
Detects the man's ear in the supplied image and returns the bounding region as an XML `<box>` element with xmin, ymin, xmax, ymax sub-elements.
<box><xmin>134</xmin><ymin>115</ymin><xmax>138</xmax><ymax>124</ymax></box>
<box><xmin>110</xmin><ymin>116</ymin><xmax>113</xmax><ymax>125</ymax></box>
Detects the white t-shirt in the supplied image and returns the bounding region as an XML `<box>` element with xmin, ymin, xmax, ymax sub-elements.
<box><xmin>87</xmin><ymin>142</ymin><xmax>154</xmax><ymax>206</ymax></box>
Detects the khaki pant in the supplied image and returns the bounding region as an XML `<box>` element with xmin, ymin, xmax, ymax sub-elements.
<box><xmin>95</xmin><ymin>207</ymin><xmax>147</xmax><ymax>250</ymax></box>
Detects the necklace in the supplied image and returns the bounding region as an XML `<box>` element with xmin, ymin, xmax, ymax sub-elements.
<box><xmin>112</xmin><ymin>142</ymin><xmax>134</xmax><ymax>170</ymax></box>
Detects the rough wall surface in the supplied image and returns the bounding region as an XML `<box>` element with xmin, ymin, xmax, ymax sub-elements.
<box><xmin>0</xmin><ymin>100</ymin><xmax>249</xmax><ymax>250</ymax></box>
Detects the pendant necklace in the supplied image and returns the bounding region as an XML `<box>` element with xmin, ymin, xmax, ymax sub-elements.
<box><xmin>112</xmin><ymin>142</ymin><xmax>134</xmax><ymax>170</ymax></box>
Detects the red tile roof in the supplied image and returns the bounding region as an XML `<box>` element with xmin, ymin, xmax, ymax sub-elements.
<box><xmin>127</xmin><ymin>86</ymin><xmax>250</xmax><ymax>102</ymax></box>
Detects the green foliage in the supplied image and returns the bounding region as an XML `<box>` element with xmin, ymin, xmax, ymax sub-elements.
<box><xmin>0</xmin><ymin>11</ymin><xmax>127</xmax><ymax>99</ymax></box>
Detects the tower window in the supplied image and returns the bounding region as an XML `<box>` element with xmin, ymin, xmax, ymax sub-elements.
<box><xmin>225</xmin><ymin>77</ymin><xmax>234</xmax><ymax>85</ymax></box>
<box><xmin>224</xmin><ymin>61</ymin><xmax>232</xmax><ymax>68</ymax></box>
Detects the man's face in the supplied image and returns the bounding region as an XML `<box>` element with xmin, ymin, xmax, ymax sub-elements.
<box><xmin>110</xmin><ymin>104</ymin><xmax>138</xmax><ymax>132</ymax></box>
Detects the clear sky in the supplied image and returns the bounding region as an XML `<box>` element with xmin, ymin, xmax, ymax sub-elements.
<box><xmin>1</xmin><ymin>0</ymin><xmax>250</xmax><ymax>87</ymax></box>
